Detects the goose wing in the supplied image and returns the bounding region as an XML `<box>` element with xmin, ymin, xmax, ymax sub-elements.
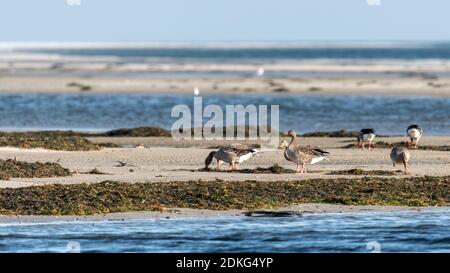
<box><xmin>293</xmin><ymin>144</ymin><xmax>329</xmax><ymax>157</ymax></box>
<box><xmin>407</xmin><ymin>124</ymin><xmax>423</xmax><ymax>134</ymax></box>
<box><xmin>222</xmin><ymin>143</ymin><xmax>255</xmax><ymax>157</ymax></box>
<box><xmin>360</xmin><ymin>128</ymin><xmax>375</xmax><ymax>134</ymax></box>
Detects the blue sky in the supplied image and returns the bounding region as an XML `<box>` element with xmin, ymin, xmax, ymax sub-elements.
<box><xmin>1</xmin><ymin>0</ymin><xmax>449</xmax><ymax>42</ymax></box>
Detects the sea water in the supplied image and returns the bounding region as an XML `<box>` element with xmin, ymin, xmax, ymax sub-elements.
<box><xmin>0</xmin><ymin>209</ymin><xmax>449</xmax><ymax>253</ymax></box>
<box><xmin>0</xmin><ymin>94</ymin><xmax>448</xmax><ymax>135</ymax></box>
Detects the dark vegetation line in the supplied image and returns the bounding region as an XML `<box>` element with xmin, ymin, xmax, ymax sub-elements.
<box><xmin>0</xmin><ymin>176</ymin><xmax>448</xmax><ymax>215</ymax></box>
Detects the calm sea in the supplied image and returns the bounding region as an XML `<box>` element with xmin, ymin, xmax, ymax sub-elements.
<box><xmin>0</xmin><ymin>209</ymin><xmax>449</xmax><ymax>252</ymax></box>
<box><xmin>25</xmin><ymin>43</ymin><xmax>450</xmax><ymax>62</ymax></box>
<box><xmin>0</xmin><ymin>94</ymin><xmax>448</xmax><ymax>135</ymax></box>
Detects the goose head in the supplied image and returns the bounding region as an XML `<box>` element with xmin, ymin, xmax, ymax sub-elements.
<box><xmin>278</xmin><ymin>139</ymin><xmax>289</xmax><ymax>149</ymax></box>
<box><xmin>282</xmin><ymin>130</ymin><xmax>297</xmax><ymax>138</ymax></box>
<box><xmin>204</xmin><ymin>151</ymin><xmax>216</xmax><ymax>169</ymax></box>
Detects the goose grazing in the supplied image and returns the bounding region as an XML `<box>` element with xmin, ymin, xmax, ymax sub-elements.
<box><xmin>204</xmin><ymin>143</ymin><xmax>258</xmax><ymax>170</ymax></box>
<box><xmin>279</xmin><ymin>130</ymin><xmax>329</xmax><ymax>174</ymax></box>
<box><xmin>358</xmin><ymin>128</ymin><xmax>376</xmax><ymax>150</ymax></box>
<box><xmin>406</xmin><ymin>124</ymin><xmax>423</xmax><ymax>148</ymax></box>
<box><xmin>390</xmin><ymin>146</ymin><xmax>411</xmax><ymax>174</ymax></box>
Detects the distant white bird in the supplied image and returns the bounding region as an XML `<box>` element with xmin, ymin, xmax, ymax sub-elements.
<box><xmin>256</xmin><ymin>67</ymin><xmax>265</xmax><ymax>77</ymax></box>
<box><xmin>406</xmin><ymin>124</ymin><xmax>423</xmax><ymax>148</ymax></box>
<box><xmin>193</xmin><ymin>87</ymin><xmax>200</xmax><ymax>96</ymax></box>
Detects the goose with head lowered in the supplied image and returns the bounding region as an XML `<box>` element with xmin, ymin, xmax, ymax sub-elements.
<box><xmin>358</xmin><ymin>128</ymin><xmax>376</xmax><ymax>150</ymax></box>
<box><xmin>279</xmin><ymin>130</ymin><xmax>330</xmax><ymax>174</ymax></box>
<box><xmin>390</xmin><ymin>146</ymin><xmax>411</xmax><ymax>174</ymax></box>
<box><xmin>204</xmin><ymin>143</ymin><xmax>258</xmax><ymax>170</ymax></box>
<box><xmin>406</xmin><ymin>124</ymin><xmax>423</xmax><ymax>148</ymax></box>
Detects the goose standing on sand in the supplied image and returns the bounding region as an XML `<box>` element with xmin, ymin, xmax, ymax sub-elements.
<box><xmin>358</xmin><ymin>128</ymin><xmax>376</xmax><ymax>150</ymax></box>
<box><xmin>279</xmin><ymin>130</ymin><xmax>329</xmax><ymax>174</ymax></box>
<box><xmin>204</xmin><ymin>144</ymin><xmax>258</xmax><ymax>170</ymax></box>
<box><xmin>390</xmin><ymin>146</ymin><xmax>411</xmax><ymax>174</ymax></box>
<box><xmin>407</xmin><ymin>124</ymin><xmax>423</xmax><ymax>148</ymax></box>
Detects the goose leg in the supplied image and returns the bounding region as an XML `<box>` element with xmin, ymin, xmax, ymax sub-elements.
<box><xmin>297</xmin><ymin>164</ymin><xmax>306</xmax><ymax>174</ymax></box>
<box><xmin>303</xmin><ymin>164</ymin><xmax>308</xmax><ymax>173</ymax></box>
<box><xmin>392</xmin><ymin>162</ymin><xmax>396</xmax><ymax>175</ymax></box>
<box><xmin>228</xmin><ymin>163</ymin><xmax>233</xmax><ymax>170</ymax></box>
<box><xmin>216</xmin><ymin>160</ymin><xmax>222</xmax><ymax>170</ymax></box>
<box><xmin>369</xmin><ymin>140</ymin><xmax>373</xmax><ymax>150</ymax></box>
<box><xmin>403</xmin><ymin>160</ymin><xmax>408</xmax><ymax>175</ymax></box>
<box><xmin>361</xmin><ymin>142</ymin><xmax>365</xmax><ymax>150</ymax></box>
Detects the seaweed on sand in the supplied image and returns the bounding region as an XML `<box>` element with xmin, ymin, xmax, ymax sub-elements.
<box><xmin>0</xmin><ymin>126</ymin><xmax>171</xmax><ymax>138</ymax></box>
<box><xmin>0</xmin><ymin>159</ymin><xmax>71</xmax><ymax>180</ymax></box>
<box><xmin>82</xmin><ymin>168</ymin><xmax>110</xmax><ymax>175</ymax></box>
<box><xmin>0</xmin><ymin>176</ymin><xmax>448</xmax><ymax>215</ymax></box>
<box><xmin>103</xmin><ymin>127</ymin><xmax>171</xmax><ymax>137</ymax></box>
<box><xmin>0</xmin><ymin>135</ymin><xmax>105</xmax><ymax>151</ymax></box>
<box><xmin>302</xmin><ymin>130</ymin><xmax>359</xmax><ymax>138</ymax></box>
<box><xmin>67</xmin><ymin>82</ymin><xmax>92</xmax><ymax>91</ymax></box>
<box><xmin>198</xmin><ymin>164</ymin><xmax>297</xmax><ymax>174</ymax></box>
<box><xmin>327</xmin><ymin>169</ymin><xmax>402</xmax><ymax>176</ymax></box>
<box><xmin>342</xmin><ymin>141</ymin><xmax>450</xmax><ymax>151</ymax></box>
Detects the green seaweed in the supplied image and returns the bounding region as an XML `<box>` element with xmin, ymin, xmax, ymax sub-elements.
<box><xmin>327</xmin><ymin>169</ymin><xmax>402</xmax><ymax>176</ymax></box>
<box><xmin>103</xmin><ymin>127</ymin><xmax>171</xmax><ymax>137</ymax></box>
<box><xmin>0</xmin><ymin>176</ymin><xmax>448</xmax><ymax>215</ymax></box>
<box><xmin>342</xmin><ymin>141</ymin><xmax>450</xmax><ymax>151</ymax></box>
<box><xmin>199</xmin><ymin>164</ymin><xmax>296</xmax><ymax>174</ymax></box>
<box><xmin>302</xmin><ymin>130</ymin><xmax>359</xmax><ymax>138</ymax></box>
<box><xmin>0</xmin><ymin>159</ymin><xmax>70</xmax><ymax>180</ymax></box>
<box><xmin>0</xmin><ymin>135</ymin><xmax>104</xmax><ymax>151</ymax></box>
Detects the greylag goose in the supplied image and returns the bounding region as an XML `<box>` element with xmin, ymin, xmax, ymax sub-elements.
<box><xmin>390</xmin><ymin>146</ymin><xmax>411</xmax><ymax>174</ymax></box>
<box><xmin>358</xmin><ymin>128</ymin><xmax>376</xmax><ymax>150</ymax></box>
<box><xmin>279</xmin><ymin>130</ymin><xmax>329</xmax><ymax>174</ymax></box>
<box><xmin>204</xmin><ymin>143</ymin><xmax>258</xmax><ymax>170</ymax></box>
<box><xmin>406</xmin><ymin>124</ymin><xmax>423</xmax><ymax>148</ymax></box>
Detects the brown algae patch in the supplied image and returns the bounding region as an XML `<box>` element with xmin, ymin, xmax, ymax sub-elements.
<box><xmin>0</xmin><ymin>159</ymin><xmax>71</xmax><ymax>180</ymax></box>
<box><xmin>327</xmin><ymin>169</ymin><xmax>402</xmax><ymax>176</ymax></box>
<box><xmin>102</xmin><ymin>127</ymin><xmax>171</xmax><ymax>137</ymax></box>
<box><xmin>0</xmin><ymin>176</ymin><xmax>448</xmax><ymax>215</ymax></box>
<box><xmin>302</xmin><ymin>130</ymin><xmax>359</xmax><ymax>138</ymax></box>
<box><xmin>342</xmin><ymin>141</ymin><xmax>450</xmax><ymax>151</ymax></box>
<box><xmin>197</xmin><ymin>164</ymin><xmax>296</xmax><ymax>174</ymax></box>
<box><xmin>0</xmin><ymin>135</ymin><xmax>112</xmax><ymax>151</ymax></box>
<box><xmin>81</xmin><ymin>168</ymin><xmax>111</xmax><ymax>175</ymax></box>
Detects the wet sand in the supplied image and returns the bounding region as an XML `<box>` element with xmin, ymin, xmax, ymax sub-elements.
<box><xmin>1</xmin><ymin>76</ymin><xmax>450</xmax><ymax>97</ymax></box>
<box><xmin>0</xmin><ymin>204</ymin><xmax>433</xmax><ymax>224</ymax></box>
<box><xmin>1</xmin><ymin>59</ymin><xmax>450</xmax><ymax>96</ymax></box>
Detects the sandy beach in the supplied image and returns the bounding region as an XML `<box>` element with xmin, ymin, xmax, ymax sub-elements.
<box><xmin>0</xmin><ymin>136</ymin><xmax>448</xmax><ymax>189</ymax></box>
<box><xmin>0</xmin><ymin>48</ymin><xmax>449</xmax><ymax>218</ymax></box>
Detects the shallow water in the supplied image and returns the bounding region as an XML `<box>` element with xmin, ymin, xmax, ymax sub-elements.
<box><xmin>0</xmin><ymin>94</ymin><xmax>448</xmax><ymax>135</ymax></box>
<box><xmin>27</xmin><ymin>45</ymin><xmax>450</xmax><ymax>62</ymax></box>
<box><xmin>0</xmin><ymin>209</ymin><xmax>449</xmax><ymax>252</ymax></box>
